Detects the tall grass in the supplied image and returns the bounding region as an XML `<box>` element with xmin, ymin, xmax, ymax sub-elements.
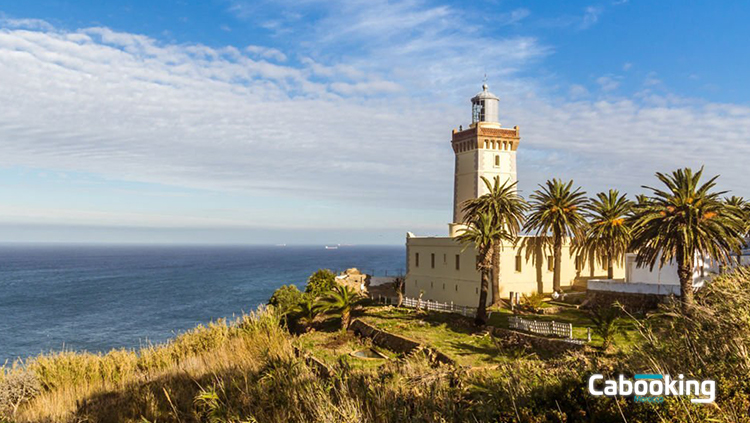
<box><xmin>4</xmin><ymin>270</ymin><xmax>750</xmax><ymax>422</ymax></box>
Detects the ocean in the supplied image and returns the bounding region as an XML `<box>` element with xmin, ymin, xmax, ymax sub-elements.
<box><xmin>0</xmin><ymin>244</ymin><xmax>404</xmax><ymax>363</ymax></box>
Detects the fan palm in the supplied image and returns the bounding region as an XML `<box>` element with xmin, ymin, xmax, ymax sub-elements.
<box><xmin>630</xmin><ymin>167</ymin><xmax>745</xmax><ymax>313</ymax></box>
<box><xmin>456</xmin><ymin>212</ymin><xmax>514</xmax><ymax>325</ymax></box>
<box><xmin>319</xmin><ymin>285</ymin><xmax>362</xmax><ymax>330</ymax></box>
<box><xmin>524</xmin><ymin>179</ymin><xmax>588</xmax><ymax>292</ymax></box>
<box><xmin>462</xmin><ymin>176</ymin><xmax>528</xmax><ymax>305</ymax></box>
<box><xmin>574</xmin><ymin>190</ymin><xmax>633</xmax><ymax>279</ymax></box>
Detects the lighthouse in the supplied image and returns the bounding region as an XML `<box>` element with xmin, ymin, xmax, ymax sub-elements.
<box><xmin>449</xmin><ymin>83</ymin><xmax>520</xmax><ymax>234</ymax></box>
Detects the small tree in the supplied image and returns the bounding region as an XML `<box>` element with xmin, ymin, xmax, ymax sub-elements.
<box><xmin>294</xmin><ymin>295</ymin><xmax>323</xmax><ymax>329</ymax></box>
<box><xmin>394</xmin><ymin>275</ymin><xmax>405</xmax><ymax>307</ymax></box>
<box><xmin>319</xmin><ymin>285</ymin><xmax>362</xmax><ymax>330</ymax></box>
<box><xmin>305</xmin><ymin>269</ymin><xmax>337</xmax><ymax>297</ymax></box>
<box><xmin>268</xmin><ymin>284</ymin><xmax>303</xmax><ymax>317</ymax></box>
<box><xmin>588</xmin><ymin>305</ymin><xmax>626</xmax><ymax>350</ymax></box>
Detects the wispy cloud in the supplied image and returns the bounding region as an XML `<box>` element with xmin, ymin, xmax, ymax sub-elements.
<box><xmin>0</xmin><ymin>2</ymin><xmax>749</xmax><ymax>236</ymax></box>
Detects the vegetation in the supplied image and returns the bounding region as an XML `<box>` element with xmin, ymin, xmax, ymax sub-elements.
<box><xmin>5</xmin><ymin>268</ymin><xmax>750</xmax><ymax>422</ymax></box>
<box><xmin>629</xmin><ymin>167</ymin><xmax>745</xmax><ymax>313</ymax></box>
<box><xmin>268</xmin><ymin>284</ymin><xmax>303</xmax><ymax>317</ymax></box>
<box><xmin>574</xmin><ymin>189</ymin><xmax>633</xmax><ymax>279</ymax></box>
<box><xmin>318</xmin><ymin>285</ymin><xmax>362</xmax><ymax>330</ymax></box>
<box><xmin>462</xmin><ymin>176</ymin><xmax>528</xmax><ymax>305</ymax></box>
<box><xmin>456</xmin><ymin>212</ymin><xmax>512</xmax><ymax>325</ymax></box>
<box><xmin>293</xmin><ymin>294</ymin><xmax>323</xmax><ymax>329</ymax></box>
<box><xmin>524</xmin><ymin>179</ymin><xmax>589</xmax><ymax>292</ymax></box>
<box><xmin>587</xmin><ymin>305</ymin><xmax>626</xmax><ymax>350</ymax></box>
<box><xmin>304</xmin><ymin>269</ymin><xmax>337</xmax><ymax>297</ymax></box>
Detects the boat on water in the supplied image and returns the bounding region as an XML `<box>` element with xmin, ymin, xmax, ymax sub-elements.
<box><xmin>325</xmin><ymin>245</ymin><xmax>339</xmax><ymax>250</ymax></box>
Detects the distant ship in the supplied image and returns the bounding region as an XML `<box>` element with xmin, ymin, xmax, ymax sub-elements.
<box><xmin>325</xmin><ymin>245</ymin><xmax>339</xmax><ymax>250</ymax></box>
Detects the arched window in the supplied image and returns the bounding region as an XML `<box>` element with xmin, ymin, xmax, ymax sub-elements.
<box><xmin>495</xmin><ymin>155</ymin><xmax>500</xmax><ymax>167</ymax></box>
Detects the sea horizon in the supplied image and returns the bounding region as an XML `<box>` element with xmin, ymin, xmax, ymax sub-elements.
<box><xmin>0</xmin><ymin>244</ymin><xmax>405</xmax><ymax>362</ymax></box>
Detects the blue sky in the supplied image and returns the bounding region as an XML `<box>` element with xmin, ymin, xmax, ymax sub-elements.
<box><xmin>1</xmin><ymin>0</ymin><xmax>749</xmax><ymax>244</ymax></box>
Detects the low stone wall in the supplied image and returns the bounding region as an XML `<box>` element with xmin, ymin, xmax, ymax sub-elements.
<box><xmin>349</xmin><ymin>319</ymin><xmax>455</xmax><ymax>365</ymax></box>
<box><xmin>491</xmin><ymin>328</ymin><xmax>585</xmax><ymax>355</ymax></box>
<box><xmin>588</xmin><ymin>279</ymin><xmax>680</xmax><ymax>296</ymax></box>
<box><xmin>586</xmin><ymin>290</ymin><xmax>672</xmax><ymax>312</ymax></box>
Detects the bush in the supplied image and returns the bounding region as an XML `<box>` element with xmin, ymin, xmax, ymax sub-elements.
<box><xmin>268</xmin><ymin>284</ymin><xmax>304</xmax><ymax>316</ymax></box>
<box><xmin>0</xmin><ymin>369</ymin><xmax>40</xmax><ymax>419</ymax></box>
<box><xmin>304</xmin><ymin>269</ymin><xmax>336</xmax><ymax>297</ymax></box>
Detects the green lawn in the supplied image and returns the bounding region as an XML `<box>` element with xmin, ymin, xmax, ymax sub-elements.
<box><xmin>294</xmin><ymin>304</ymin><xmax>644</xmax><ymax>369</ymax></box>
<box><xmin>487</xmin><ymin>306</ymin><xmax>640</xmax><ymax>350</ymax></box>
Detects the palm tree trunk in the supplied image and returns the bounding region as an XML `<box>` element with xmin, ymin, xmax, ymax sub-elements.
<box><xmin>676</xmin><ymin>250</ymin><xmax>694</xmax><ymax>314</ymax></box>
<box><xmin>342</xmin><ymin>308</ymin><xmax>351</xmax><ymax>330</ymax></box>
<box><xmin>607</xmin><ymin>245</ymin><xmax>614</xmax><ymax>279</ymax></box>
<box><xmin>475</xmin><ymin>269</ymin><xmax>490</xmax><ymax>326</ymax></box>
<box><xmin>491</xmin><ymin>243</ymin><xmax>501</xmax><ymax>306</ymax></box>
<box><xmin>553</xmin><ymin>232</ymin><xmax>562</xmax><ymax>292</ymax></box>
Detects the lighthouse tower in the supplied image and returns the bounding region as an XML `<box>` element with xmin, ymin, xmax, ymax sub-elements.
<box><xmin>449</xmin><ymin>84</ymin><xmax>520</xmax><ymax>236</ymax></box>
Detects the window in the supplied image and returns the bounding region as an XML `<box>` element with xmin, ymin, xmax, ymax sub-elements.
<box><xmin>547</xmin><ymin>255</ymin><xmax>554</xmax><ymax>272</ymax></box>
<box><xmin>575</xmin><ymin>255</ymin><xmax>582</xmax><ymax>271</ymax></box>
<box><xmin>455</xmin><ymin>284</ymin><xmax>459</xmax><ymax>292</ymax></box>
<box><xmin>443</xmin><ymin>254</ymin><xmax>447</xmax><ymax>264</ymax></box>
<box><xmin>442</xmin><ymin>283</ymin><xmax>445</xmax><ymax>290</ymax></box>
<box><xmin>415</xmin><ymin>253</ymin><xmax>419</xmax><ymax>267</ymax></box>
<box><xmin>430</xmin><ymin>281</ymin><xmax>433</xmax><ymax>288</ymax></box>
<box><xmin>475</xmin><ymin>287</ymin><xmax>479</xmax><ymax>294</ymax></box>
<box><xmin>515</xmin><ymin>255</ymin><xmax>522</xmax><ymax>272</ymax></box>
<box><xmin>431</xmin><ymin>253</ymin><xmax>435</xmax><ymax>268</ymax></box>
<box><xmin>495</xmin><ymin>155</ymin><xmax>500</xmax><ymax>167</ymax></box>
<box><xmin>455</xmin><ymin>254</ymin><xmax>460</xmax><ymax>270</ymax></box>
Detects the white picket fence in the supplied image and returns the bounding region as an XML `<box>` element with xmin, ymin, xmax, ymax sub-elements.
<box><xmin>376</xmin><ymin>295</ymin><xmax>477</xmax><ymax>317</ymax></box>
<box><xmin>508</xmin><ymin>315</ymin><xmax>588</xmax><ymax>345</ymax></box>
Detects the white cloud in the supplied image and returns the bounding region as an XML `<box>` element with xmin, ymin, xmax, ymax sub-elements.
<box><xmin>596</xmin><ymin>75</ymin><xmax>620</xmax><ymax>91</ymax></box>
<box><xmin>1</xmin><ymin>3</ymin><xmax>749</xmax><ymax>235</ymax></box>
<box><xmin>622</xmin><ymin>62</ymin><xmax>632</xmax><ymax>71</ymax></box>
<box><xmin>581</xmin><ymin>6</ymin><xmax>603</xmax><ymax>29</ymax></box>
<box><xmin>245</xmin><ymin>44</ymin><xmax>287</xmax><ymax>62</ymax></box>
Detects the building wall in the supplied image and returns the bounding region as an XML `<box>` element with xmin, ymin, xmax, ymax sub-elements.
<box><xmin>405</xmin><ymin>235</ymin><xmax>624</xmax><ymax>307</ymax></box>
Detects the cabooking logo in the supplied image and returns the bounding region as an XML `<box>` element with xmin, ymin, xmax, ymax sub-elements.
<box><xmin>588</xmin><ymin>374</ymin><xmax>715</xmax><ymax>404</ymax></box>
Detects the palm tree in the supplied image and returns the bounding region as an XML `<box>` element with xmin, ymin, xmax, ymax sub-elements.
<box><xmin>294</xmin><ymin>295</ymin><xmax>322</xmax><ymax>329</ymax></box>
<box><xmin>524</xmin><ymin>179</ymin><xmax>588</xmax><ymax>293</ymax></box>
<box><xmin>574</xmin><ymin>190</ymin><xmax>633</xmax><ymax>279</ymax></box>
<box><xmin>725</xmin><ymin>196</ymin><xmax>750</xmax><ymax>236</ymax></box>
<box><xmin>456</xmin><ymin>212</ymin><xmax>514</xmax><ymax>325</ymax></box>
<box><xmin>319</xmin><ymin>285</ymin><xmax>362</xmax><ymax>330</ymax></box>
<box><xmin>630</xmin><ymin>168</ymin><xmax>745</xmax><ymax>313</ymax></box>
<box><xmin>462</xmin><ymin>176</ymin><xmax>528</xmax><ymax>305</ymax></box>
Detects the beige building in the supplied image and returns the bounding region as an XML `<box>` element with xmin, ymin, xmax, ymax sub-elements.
<box><xmin>405</xmin><ymin>84</ymin><xmax>623</xmax><ymax>307</ymax></box>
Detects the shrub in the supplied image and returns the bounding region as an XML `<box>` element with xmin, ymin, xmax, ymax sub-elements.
<box><xmin>304</xmin><ymin>269</ymin><xmax>336</xmax><ymax>297</ymax></box>
<box><xmin>588</xmin><ymin>305</ymin><xmax>625</xmax><ymax>350</ymax></box>
<box><xmin>269</xmin><ymin>284</ymin><xmax>304</xmax><ymax>316</ymax></box>
<box><xmin>0</xmin><ymin>369</ymin><xmax>40</xmax><ymax>419</ymax></box>
<box><xmin>522</xmin><ymin>292</ymin><xmax>546</xmax><ymax>311</ymax></box>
